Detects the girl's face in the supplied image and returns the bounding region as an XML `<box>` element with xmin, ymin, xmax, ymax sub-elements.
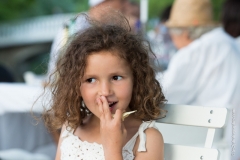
<box><xmin>80</xmin><ymin>50</ymin><xmax>133</xmax><ymax>118</ymax></box>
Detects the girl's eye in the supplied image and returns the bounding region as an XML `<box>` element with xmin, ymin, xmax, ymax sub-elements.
<box><xmin>112</xmin><ymin>76</ymin><xmax>122</xmax><ymax>81</ymax></box>
<box><xmin>86</xmin><ymin>78</ymin><xmax>96</xmax><ymax>83</ymax></box>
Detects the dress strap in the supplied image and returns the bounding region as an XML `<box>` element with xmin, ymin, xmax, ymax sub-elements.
<box><xmin>123</xmin><ymin>131</ymin><xmax>139</xmax><ymax>151</ymax></box>
<box><xmin>138</xmin><ymin>121</ymin><xmax>158</xmax><ymax>152</ymax></box>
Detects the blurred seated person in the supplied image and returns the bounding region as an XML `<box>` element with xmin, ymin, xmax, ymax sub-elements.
<box><xmin>157</xmin><ymin>0</ymin><xmax>240</xmax><ymax>108</ymax></box>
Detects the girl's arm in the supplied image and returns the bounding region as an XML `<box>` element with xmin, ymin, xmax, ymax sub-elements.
<box><xmin>55</xmin><ymin>124</ymin><xmax>66</xmax><ymax>160</ymax></box>
<box><xmin>134</xmin><ymin>128</ymin><xmax>164</xmax><ymax>160</ymax></box>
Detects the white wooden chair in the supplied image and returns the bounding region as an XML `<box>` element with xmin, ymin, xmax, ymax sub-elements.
<box><xmin>156</xmin><ymin>104</ymin><xmax>228</xmax><ymax>160</ymax></box>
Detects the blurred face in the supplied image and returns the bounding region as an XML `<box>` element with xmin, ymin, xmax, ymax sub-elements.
<box><xmin>80</xmin><ymin>50</ymin><xmax>133</xmax><ymax>118</ymax></box>
<box><xmin>169</xmin><ymin>28</ymin><xmax>192</xmax><ymax>49</ymax></box>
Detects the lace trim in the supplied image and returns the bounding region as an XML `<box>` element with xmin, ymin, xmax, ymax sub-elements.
<box><xmin>60</xmin><ymin>129</ymin><xmax>135</xmax><ymax>160</ymax></box>
<box><xmin>60</xmin><ymin>121</ymin><xmax>157</xmax><ymax>159</ymax></box>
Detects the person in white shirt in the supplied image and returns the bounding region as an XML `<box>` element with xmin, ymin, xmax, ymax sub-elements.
<box><xmin>156</xmin><ymin>0</ymin><xmax>240</xmax><ymax>159</ymax></box>
<box><xmin>157</xmin><ymin>0</ymin><xmax>240</xmax><ymax>107</ymax></box>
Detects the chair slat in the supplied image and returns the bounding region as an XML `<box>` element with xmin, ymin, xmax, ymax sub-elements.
<box><xmin>164</xmin><ymin>144</ymin><xmax>219</xmax><ymax>160</ymax></box>
<box><xmin>157</xmin><ymin>104</ymin><xmax>227</xmax><ymax>128</ymax></box>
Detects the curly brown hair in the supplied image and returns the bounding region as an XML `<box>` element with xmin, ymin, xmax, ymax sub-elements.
<box><xmin>43</xmin><ymin>13</ymin><xmax>166</xmax><ymax>131</ymax></box>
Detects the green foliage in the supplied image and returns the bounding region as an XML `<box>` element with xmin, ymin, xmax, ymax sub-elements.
<box><xmin>212</xmin><ymin>0</ymin><xmax>225</xmax><ymax>21</ymax></box>
<box><xmin>0</xmin><ymin>0</ymin><xmax>35</xmax><ymax>21</ymax></box>
<box><xmin>0</xmin><ymin>0</ymin><xmax>225</xmax><ymax>22</ymax></box>
<box><xmin>0</xmin><ymin>0</ymin><xmax>89</xmax><ymax>22</ymax></box>
<box><xmin>148</xmin><ymin>0</ymin><xmax>174</xmax><ymax>19</ymax></box>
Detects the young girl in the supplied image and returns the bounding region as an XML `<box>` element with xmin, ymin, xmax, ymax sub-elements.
<box><xmin>43</xmin><ymin>11</ymin><xmax>166</xmax><ymax>160</ymax></box>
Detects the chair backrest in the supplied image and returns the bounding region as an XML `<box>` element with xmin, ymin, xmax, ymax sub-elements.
<box><xmin>156</xmin><ymin>104</ymin><xmax>227</xmax><ymax>160</ymax></box>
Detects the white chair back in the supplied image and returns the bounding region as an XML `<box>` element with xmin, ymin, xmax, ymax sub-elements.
<box><xmin>156</xmin><ymin>104</ymin><xmax>227</xmax><ymax>160</ymax></box>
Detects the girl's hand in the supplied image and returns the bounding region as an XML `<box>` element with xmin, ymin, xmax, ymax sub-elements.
<box><xmin>97</xmin><ymin>96</ymin><xmax>127</xmax><ymax>159</ymax></box>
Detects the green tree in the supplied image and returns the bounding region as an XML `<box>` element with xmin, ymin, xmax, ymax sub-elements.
<box><xmin>0</xmin><ymin>0</ymin><xmax>35</xmax><ymax>21</ymax></box>
<box><xmin>0</xmin><ymin>0</ymin><xmax>89</xmax><ymax>22</ymax></box>
<box><xmin>212</xmin><ymin>0</ymin><xmax>225</xmax><ymax>20</ymax></box>
<box><xmin>0</xmin><ymin>0</ymin><xmax>224</xmax><ymax>22</ymax></box>
<box><xmin>148</xmin><ymin>0</ymin><xmax>174</xmax><ymax>19</ymax></box>
<box><xmin>148</xmin><ymin>0</ymin><xmax>224</xmax><ymax>21</ymax></box>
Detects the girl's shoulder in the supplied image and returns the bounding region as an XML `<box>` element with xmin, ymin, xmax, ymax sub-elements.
<box><xmin>133</xmin><ymin>121</ymin><xmax>164</xmax><ymax>158</ymax></box>
<box><xmin>144</xmin><ymin>127</ymin><xmax>163</xmax><ymax>143</ymax></box>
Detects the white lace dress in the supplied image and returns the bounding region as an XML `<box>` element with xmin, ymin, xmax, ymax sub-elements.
<box><xmin>60</xmin><ymin>121</ymin><xmax>158</xmax><ymax>160</ymax></box>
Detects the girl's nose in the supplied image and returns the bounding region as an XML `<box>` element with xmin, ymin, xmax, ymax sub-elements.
<box><xmin>98</xmin><ymin>81</ymin><xmax>112</xmax><ymax>96</ymax></box>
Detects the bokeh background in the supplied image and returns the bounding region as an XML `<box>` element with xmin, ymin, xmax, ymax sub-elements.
<box><xmin>0</xmin><ymin>0</ymin><xmax>224</xmax><ymax>82</ymax></box>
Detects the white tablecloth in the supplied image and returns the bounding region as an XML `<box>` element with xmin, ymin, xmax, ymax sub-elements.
<box><xmin>0</xmin><ymin>83</ymin><xmax>49</xmax><ymax>115</ymax></box>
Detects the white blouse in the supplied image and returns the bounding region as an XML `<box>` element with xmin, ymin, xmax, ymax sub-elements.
<box><xmin>60</xmin><ymin>121</ymin><xmax>158</xmax><ymax>160</ymax></box>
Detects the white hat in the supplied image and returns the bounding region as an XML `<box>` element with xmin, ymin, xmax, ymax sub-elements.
<box><xmin>89</xmin><ymin>0</ymin><xmax>104</xmax><ymax>7</ymax></box>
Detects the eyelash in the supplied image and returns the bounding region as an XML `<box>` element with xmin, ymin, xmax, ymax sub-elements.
<box><xmin>112</xmin><ymin>76</ymin><xmax>122</xmax><ymax>81</ymax></box>
<box><xmin>86</xmin><ymin>76</ymin><xmax>122</xmax><ymax>83</ymax></box>
<box><xmin>86</xmin><ymin>78</ymin><xmax>96</xmax><ymax>83</ymax></box>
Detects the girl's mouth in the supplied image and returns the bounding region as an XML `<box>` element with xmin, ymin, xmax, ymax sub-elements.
<box><xmin>108</xmin><ymin>101</ymin><xmax>117</xmax><ymax>111</ymax></box>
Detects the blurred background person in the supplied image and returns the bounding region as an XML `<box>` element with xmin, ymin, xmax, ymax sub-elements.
<box><xmin>156</xmin><ymin>0</ymin><xmax>240</xmax><ymax>159</ymax></box>
<box><xmin>148</xmin><ymin>4</ymin><xmax>176</xmax><ymax>71</ymax></box>
<box><xmin>157</xmin><ymin>0</ymin><xmax>240</xmax><ymax>112</ymax></box>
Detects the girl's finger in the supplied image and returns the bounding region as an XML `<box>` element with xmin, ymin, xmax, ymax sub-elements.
<box><xmin>100</xmin><ymin>96</ymin><xmax>112</xmax><ymax>120</ymax></box>
<box><xmin>113</xmin><ymin>109</ymin><xmax>124</xmax><ymax>122</ymax></box>
<box><xmin>97</xmin><ymin>97</ymin><xmax>104</xmax><ymax>118</ymax></box>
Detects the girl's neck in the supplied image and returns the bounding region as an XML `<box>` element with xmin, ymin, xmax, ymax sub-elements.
<box><xmin>82</xmin><ymin>114</ymin><xmax>100</xmax><ymax>128</ymax></box>
<box><xmin>75</xmin><ymin>114</ymin><xmax>142</xmax><ymax>145</ymax></box>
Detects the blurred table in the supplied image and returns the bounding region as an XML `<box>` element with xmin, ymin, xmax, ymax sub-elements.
<box><xmin>0</xmin><ymin>83</ymin><xmax>56</xmax><ymax>159</ymax></box>
<box><xmin>0</xmin><ymin>83</ymin><xmax>48</xmax><ymax>115</ymax></box>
